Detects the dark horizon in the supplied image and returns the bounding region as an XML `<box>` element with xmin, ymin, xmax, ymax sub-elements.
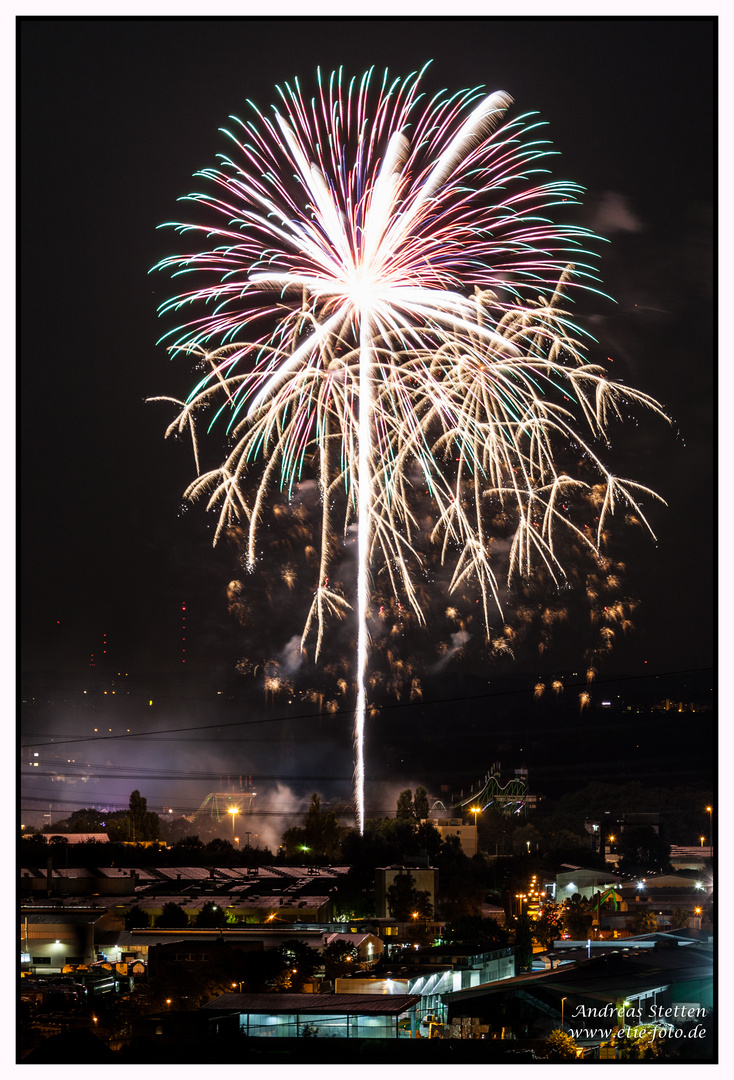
<box><xmin>21</xmin><ymin>662</ymin><xmax>714</xmax><ymax>826</ymax></box>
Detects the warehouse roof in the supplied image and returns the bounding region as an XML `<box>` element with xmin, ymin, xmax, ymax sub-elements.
<box><xmin>201</xmin><ymin>992</ymin><xmax>420</xmax><ymax>1015</ymax></box>
<box><xmin>43</xmin><ymin>833</ymin><xmax>110</xmax><ymax>844</ymax></box>
<box><xmin>21</xmin><ymin>909</ymin><xmax>107</xmax><ymax>925</ymax></box>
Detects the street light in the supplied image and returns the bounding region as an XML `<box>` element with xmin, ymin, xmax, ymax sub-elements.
<box><xmin>228</xmin><ymin>806</ymin><xmax>238</xmax><ymax>845</ymax></box>
<box><xmin>561</xmin><ymin>996</ymin><xmax>567</xmax><ymax>1031</ymax></box>
<box><xmin>706</xmin><ymin>806</ymin><xmax>712</xmax><ymax>854</ymax></box>
<box><xmin>469</xmin><ymin>806</ymin><xmax>481</xmax><ymax>852</ymax></box>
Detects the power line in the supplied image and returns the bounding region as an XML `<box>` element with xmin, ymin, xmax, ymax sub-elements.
<box><xmin>19</xmin><ymin>759</ymin><xmax>713</xmax><ymax>814</ymax></box>
<box><xmin>19</xmin><ymin>735</ymin><xmax>714</xmax><ymax>787</ymax></box>
<box><xmin>20</xmin><ymin>665</ymin><xmax>714</xmax><ymax>750</ymax></box>
<box><xmin>20</xmin><ymin>767</ymin><xmax>351</xmax><ymax>783</ymax></box>
<box><xmin>18</xmin><ymin>793</ymin><xmax>403</xmax><ymax>818</ymax></box>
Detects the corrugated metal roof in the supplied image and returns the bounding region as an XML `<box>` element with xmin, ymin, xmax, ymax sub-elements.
<box><xmin>232</xmin><ymin>895</ymin><xmax>331</xmax><ymax>907</ymax></box>
<box><xmin>21</xmin><ymin>867</ymin><xmax>94</xmax><ymax>879</ymax></box>
<box><xmin>324</xmin><ymin>932</ymin><xmax>378</xmax><ymax>946</ymax></box>
<box><xmin>36</xmin><ymin>896</ymin><xmax>127</xmax><ymax>911</ymax></box>
<box><xmin>43</xmin><ymin>833</ymin><xmax>110</xmax><ymax>844</ymax></box>
<box><xmin>136</xmin><ymin>896</ymin><xmax>198</xmax><ymax>909</ymax></box>
<box><xmin>22</xmin><ymin>910</ymin><xmax>106</xmax><ymax>925</ymax></box>
<box><xmin>133</xmin><ymin>893</ymin><xmax>327</xmax><ymax>911</ymax></box>
<box><xmin>201</xmin><ymin>992</ymin><xmax>420</xmax><ymax>1015</ymax></box>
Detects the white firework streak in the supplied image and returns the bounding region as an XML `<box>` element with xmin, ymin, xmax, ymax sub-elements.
<box><xmin>152</xmin><ymin>68</ymin><xmax>669</xmax><ymax>832</ymax></box>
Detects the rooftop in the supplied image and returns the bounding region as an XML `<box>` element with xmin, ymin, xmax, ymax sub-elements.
<box><xmin>42</xmin><ymin>833</ymin><xmax>110</xmax><ymax>844</ymax></box>
<box><xmin>201</xmin><ymin>992</ymin><xmax>420</xmax><ymax>1015</ymax></box>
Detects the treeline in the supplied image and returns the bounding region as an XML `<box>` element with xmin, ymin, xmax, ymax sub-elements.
<box><xmin>531</xmin><ymin>780</ymin><xmax>714</xmax><ymax>847</ymax></box>
<box><xmin>22</xmin><ymin>778</ymin><xmax>712</xmax><ymax>878</ymax></box>
<box><xmin>32</xmin><ymin>790</ymin><xmax>162</xmax><ymax>843</ymax></box>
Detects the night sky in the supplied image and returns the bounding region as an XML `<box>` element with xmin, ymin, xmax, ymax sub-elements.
<box><xmin>19</xmin><ymin>17</ymin><xmax>715</xmax><ymax>817</ymax></box>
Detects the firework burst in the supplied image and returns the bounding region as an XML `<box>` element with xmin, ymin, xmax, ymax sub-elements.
<box><xmin>152</xmin><ymin>66</ymin><xmax>668</xmax><ymax>831</ymax></box>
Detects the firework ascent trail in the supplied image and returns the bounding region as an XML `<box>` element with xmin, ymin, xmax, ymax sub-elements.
<box><xmin>152</xmin><ymin>66</ymin><xmax>668</xmax><ymax>832</ymax></box>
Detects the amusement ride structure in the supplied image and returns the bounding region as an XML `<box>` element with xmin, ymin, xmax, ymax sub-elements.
<box><xmin>454</xmin><ymin>763</ymin><xmax>535</xmax><ymax>818</ymax></box>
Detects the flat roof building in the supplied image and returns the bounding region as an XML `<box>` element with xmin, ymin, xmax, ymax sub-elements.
<box><xmin>200</xmin><ymin>991</ymin><xmax>421</xmax><ymax>1039</ymax></box>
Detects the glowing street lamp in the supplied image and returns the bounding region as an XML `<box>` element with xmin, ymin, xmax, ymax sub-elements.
<box><xmin>469</xmin><ymin>806</ymin><xmax>481</xmax><ymax>854</ymax></box>
<box><xmin>228</xmin><ymin>806</ymin><xmax>238</xmax><ymax>845</ymax></box>
<box><xmin>706</xmin><ymin>806</ymin><xmax>712</xmax><ymax>854</ymax></box>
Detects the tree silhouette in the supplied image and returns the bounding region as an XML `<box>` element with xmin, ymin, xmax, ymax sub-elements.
<box><xmin>414</xmin><ymin>786</ymin><xmax>430</xmax><ymax>820</ymax></box>
<box><xmin>628</xmin><ymin>909</ymin><xmax>657</xmax><ymax>934</ymax></box>
<box><xmin>386</xmin><ymin>870</ymin><xmax>432</xmax><ymax>920</ymax></box>
<box><xmin>125</xmin><ymin>906</ymin><xmax>149</xmax><ymax>930</ymax></box>
<box><xmin>156</xmin><ymin>902</ymin><xmax>190</xmax><ymax>928</ymax></box>
<box><xmin>443</xmin><ymin>915</ymin><xmax>509</xmax><ymax>949</ymax></box>
<box><xmin>512</xmin><ymin>914</ymin><xmax>534</xmax><ymax>970</ymax></box>
<box><xmin>396</xmin><ymin>790</ymin><xmax>415</xmax><ymax>822</ymax></box>
<box><xmin>127</xmin><ymin>790</ymin><xmax>161</xmax><ymax>842</ymax></box>
<box><xmin>195</xmin><ymin>901</ymin><xmax>228</xmax><ymax>928</ymax></box>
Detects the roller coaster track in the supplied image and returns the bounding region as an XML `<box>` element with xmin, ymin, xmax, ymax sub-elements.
<box><xmin>455</xmin><ymin>771</ymin><xmax>529</xmax><ymax>817</ymax></box>
<box><xmin>193</xmin><ymin>791</ymin><xmax>255</xmax><ymax>821</ymax></box>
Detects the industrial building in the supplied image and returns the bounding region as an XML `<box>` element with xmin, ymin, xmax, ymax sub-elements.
<box><xmin>199</xmin><ymin>991</ymin><xmax>421</xmax><ymax>1038</ymax></box>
